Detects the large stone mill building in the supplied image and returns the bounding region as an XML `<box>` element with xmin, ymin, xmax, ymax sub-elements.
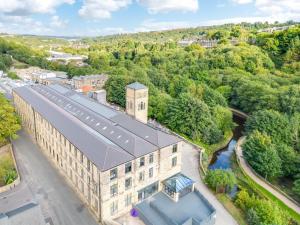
<box><xmin>12</xmin><ymin>82</ymin><xmax>184</xmax><ymax>223</ymax></box>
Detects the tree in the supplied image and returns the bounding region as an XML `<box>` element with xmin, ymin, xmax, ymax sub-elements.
<box><xmin>236</xmin><ymin>189</ymin><xmax>289</xmax><ymax>225</ymax></box>
<box><xmin>245</xmin><ymin>110</ymin><xmax>292</xmax><ymax>146</ymax></box>
<box><xmin>0</xmin><ymin>94</ymin><xmax>20</xmax><ymax>145</ymax></box>
<box><xmin>165</xmin><ymin>93</ymin><xmax>223</xmax><ymax>144</ymax></box>
<box><xmin>243</xmin><ymin>131</ymin><xmax>282</xmax><ymax>179</ymax></box>
<box><xmin>205</xmin><ymin>169</ymin><xmax>236</xmax><ymax>193</ymax></box>
<box><xmin>293</xmin><ymin>177</ymin><xmax>300</xmax><ymax>198</ymax></box>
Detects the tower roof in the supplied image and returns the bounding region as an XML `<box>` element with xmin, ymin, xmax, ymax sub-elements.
<box><xmin>127</xmin><ymin>82</ymin><xmax>147</xmax><ymax>90</ymax></box>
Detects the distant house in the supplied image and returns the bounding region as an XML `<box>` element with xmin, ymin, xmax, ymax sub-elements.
<box><xmin>47</xmin><ymin>50</ymin><xmax>88</xmax><ymax>66</ymax></box>
<box><xmin>72</xmin><ymin>74</ymin><xmax>108</xmax><ymax>91</ymax></box>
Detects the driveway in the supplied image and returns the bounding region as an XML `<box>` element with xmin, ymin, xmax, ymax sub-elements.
<box><xmin>181</xmin><ymin>142</ymin><xmax>238</xmax><ymax>225</ymax></box>
<box><xmin>8</xmin><ymin>130</ymin><xmax>99</xmax><ymax>225</ymax></box>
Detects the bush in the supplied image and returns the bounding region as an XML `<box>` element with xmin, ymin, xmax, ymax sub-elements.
<box><xmin>205</xmin><ymin>169</ymin><xmax>237</xmax><ymax>193</ymax></box>
<box><xmin>236</xmin><ymin>189</ymin><xmax>289</xmax><ymax>225</ymax></box>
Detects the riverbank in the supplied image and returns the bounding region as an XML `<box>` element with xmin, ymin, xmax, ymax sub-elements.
<box><xmin>235</xmin><ymin>137</ymin><xmax>300</xmax><ymax>222</ymax></box>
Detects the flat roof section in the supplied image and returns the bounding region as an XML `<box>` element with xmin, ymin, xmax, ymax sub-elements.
<box><xmin>136</xmin><ymin>191</ymin><xmax>216</xmax><ymax>225</ymax></box>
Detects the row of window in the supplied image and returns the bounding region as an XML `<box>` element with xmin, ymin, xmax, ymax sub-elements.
<box><xmin>110</xmin><ymin>167</ymin><xmax>155</xmax><ymax>197</ymax></box>
<box><xmin>110</xmin><ymin>153</ymin><xmax>155</xmax><ymax>181</ymax></box>
<box><xmin>110</xmin><ymin>144</ymin><xmax>177</xmax><ymax>181</ymax></box>
<box><xmin>110</xmin><ymin>194</ymin><xmax>132</xmax><ymax>216</ymax></box>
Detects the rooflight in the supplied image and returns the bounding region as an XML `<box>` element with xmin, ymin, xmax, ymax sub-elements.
<box><xmin>145</xmin><ymin>135</ymin><xmax>149</xmax><ymax>138</ymax></box>
<box><xmin>103</xmin><ymin>126</ymin><xmax>107</xmax><ymax>130</ymax></box>
<box><xmin>96</xmin><ymin>123</ymin><xmax>100</xmax><ymax>126</ymax></box>
<box><xmin>117</xmin><ymin>135</ymin><xmax>122</xmax><ymax>139</ymax></box>
<box><xmin>110</xmin><ymin>131</ymin><xmax>114</xmax><ymax>134</ymax></box>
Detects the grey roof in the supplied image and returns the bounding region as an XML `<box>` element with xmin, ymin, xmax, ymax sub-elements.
<box><xmin>126</xmin><ymin>82</ymin><xmax>147</xmax><ymax>90</ymax></box>
<box><xmin>72</xmin><ymin>74</ymin><xmax>107</xmax><ymax>81</ymax></box>
<box><xmin>13</xmin><ymin>84</ymin><xmax>180</xmax><ymax>171</ymax></box>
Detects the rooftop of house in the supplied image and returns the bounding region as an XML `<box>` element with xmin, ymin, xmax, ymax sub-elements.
<box><xmin>13</xmin><ymin>84</ymin><xmax>180</xmax><ymax>171</ymax></box>
<box><xmin>72</xmin><ymin>74</ymin><xmax>108</xmax><ymax>81</ymax></box>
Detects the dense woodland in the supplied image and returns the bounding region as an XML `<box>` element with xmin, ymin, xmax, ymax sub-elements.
<box><xmin>0</xmin><ymin>22</ymin><xmax>300</xmax><ymax>224</ymax></box>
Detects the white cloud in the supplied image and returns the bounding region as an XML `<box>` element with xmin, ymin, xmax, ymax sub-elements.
<box><xmin>0</xmin><ymin>0</ymin><xmax>74</xmax><ymax>15</ymax></box>
<box><xmin>255</xmin><ymin>0</ymin><xmax>300</xmax><ymax>18</ymax></box>
<box><xmin>137</xmin><ymin>0</ymin><xmax>198</xmax><ymax>13</ymax></box>
<box><xmin>79</xmin><ymin>0</ymin><xmax>132</xmax><ymax>19</ymax></box>
<box><xmin>50</xmin><ymin>15</ymin><xmax>68</xmax><ymax>28</ymax></box>
<box><xmin>231</xmin><ymin>0</ymin><xmax>253</xmax><ymax>4</ymax></box>
<box><xmin>0</xmin><ymin>15</ymin><xmax>52</xmax><ymax>35</ymax></box>
<box><xmin>135</xmin><ymin>20</ymin><xmax>190</xmax><ymax>32</ymax></box>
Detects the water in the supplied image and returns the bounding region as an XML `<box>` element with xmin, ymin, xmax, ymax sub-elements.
<box><xmin>208</xmin><ymin>115</ymin><xmax>246</xmax><ymax>197</ymax></box>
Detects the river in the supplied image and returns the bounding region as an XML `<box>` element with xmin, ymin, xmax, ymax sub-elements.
<box><xmin>209</xmin><ymin>115</ymin><xmax>245</xmax><ymax>170</ymax></box>
<box><xmin>208</xmin><ymin>114</ymin><xmax>246</xmax><ymax>196</ymax></box>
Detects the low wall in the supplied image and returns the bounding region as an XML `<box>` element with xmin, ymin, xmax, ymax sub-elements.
<box><xmin>0</xmin><ymin>144</ymin><xmax>21</xmax><ymax>194</ymax></box>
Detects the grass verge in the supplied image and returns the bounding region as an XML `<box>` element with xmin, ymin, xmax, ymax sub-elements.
<box><xmin>216</xmin><ymin>193</ymin><xmax>247</xmax><ymax>225</ymax></box>
<box><xmin>232</xmin><ymin>153</ymin><xmax>300</xmax><ymax>223</ymax></box>
<box><xmin>0</xmin><ymin>151</ymin><xmax>17</xmax><ymax>187</ymax></box>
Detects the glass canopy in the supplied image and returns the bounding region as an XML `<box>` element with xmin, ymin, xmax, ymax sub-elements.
<box><xmin>164</xmin><ymin>173</ymin><xmax>194</xmax><ymax>193</ymax></box>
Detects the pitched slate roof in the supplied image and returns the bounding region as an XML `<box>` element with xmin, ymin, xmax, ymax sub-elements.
<box><xmin>13</xmin><ymin>84</ymin><xmax>180</xmax><ymax>171</ymax></box>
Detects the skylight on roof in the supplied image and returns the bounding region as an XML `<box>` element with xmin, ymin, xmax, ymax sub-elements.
<box><xmin>102</xmin><ymin>126</ymin><xmax>107</xmax><ymax>130</ymax></box>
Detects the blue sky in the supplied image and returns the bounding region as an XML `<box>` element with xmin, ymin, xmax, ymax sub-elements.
<box><xmin>0</xmin><ymin>0</ymin><xmax>299</xmax><ymax>36</ymax></box>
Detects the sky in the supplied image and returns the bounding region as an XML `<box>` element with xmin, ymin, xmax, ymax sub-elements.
<box><xmin>0</xmin><ymin>0</ymin><xmax>299</xmax><ymax>37</ymax></box>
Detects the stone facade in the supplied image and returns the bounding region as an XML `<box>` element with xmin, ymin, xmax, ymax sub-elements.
<box><xmin>13</xmin><ymin>90</ymin><xmax>182</xmax><ymax>223</ymax></box>
<box><xmin>126</xmin><ymin>84</ymin><xmax>148</xmax><ymax>124</ymax></box>
<box><xmin>72</xmin><ymin>74</ymin><xmax>108</xmax><ymax>90</ymax></box>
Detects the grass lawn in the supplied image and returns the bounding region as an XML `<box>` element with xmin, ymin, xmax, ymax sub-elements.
<box><xmin>0</xmin><ymin>151</ymin><xmax>17</xmax><ymax>187</ymax></box>
<box><xmin>216</xmin><ymin>193</ymin><xmax>247</xmax><ymax>225</ymax></box>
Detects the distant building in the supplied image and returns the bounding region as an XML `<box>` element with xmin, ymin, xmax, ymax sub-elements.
<box><xmin>47</xmin><ymin>51</ymin><xmax>88</xmax><ymax>66</ymax></box>
<box><xmin>72</xmin><ymin>74</ymin><xmax>108</xmax><ymax>91</ymax></box>
<box><xmin>258</xmin><ymin>25</ymin><xmax>293</xmax><ymax>33</ymax></box>
<box><xmin>91</xmin><ymin>89</ymin><xmax>107</xmax><ymax>105</ymax></box>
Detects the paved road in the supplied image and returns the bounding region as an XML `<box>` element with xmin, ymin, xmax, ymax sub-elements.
<box><xmin>236</xmin><ymin>137</ymin><xmax>300</xmax><ymax>214</ymax></box>
<box><xmin>11</xmin><ymin>130</ymin><xmax>99</xmax><ymax>225</ymax></box>
<box><xmin>181</xmin><ymin>142</ymin><xmax>238</xmax><ymax>225</ymax></box>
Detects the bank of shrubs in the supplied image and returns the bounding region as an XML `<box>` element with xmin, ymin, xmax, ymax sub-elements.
<box><xmin>236</xmin><ymin>189</ymin><xmax>289</xmax><ymax>225</ymax></box>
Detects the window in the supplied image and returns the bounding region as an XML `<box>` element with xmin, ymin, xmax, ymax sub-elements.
<box><xmin>140</xmin><ymin>157</ymin><xmax>145</xmax><ymax>167</ymax></box>
<box><xmin>110</xmin><ymin>168</ymin><xmax>118</xmax><ymax>181</ymax></box>
<box><xmin>80</xmin><ymin>152</ymin><xmax>83</xmax><ymax>163</ymax></box>
<box><xmin>125</xmin><ymin>194</ymin><xmax>132</xmax><ymax>207</ymax></box>
<box><xmin>149</xmin><ymin>167</ymin><xmax>153</xmax><ymax>178</ymax></box>
<box><xmin>110</xmin><ymin>201</ymin><xmax>118</xmax><ymax>216</ymax></box>
<box><xmin>172</xmin><ymin>144</ymin><xmax>178</xmax><ymax>153</ymax></box>
<box><xmin>125</xmin><ymin>178</ymin><xmax>132</xmax><ymax>190</ymax></box>
<box><xmin>149</xmin><ymin>154</ymin><xmax>154</xmax><ymax>164</ymax></box>
<box><xmin>87</xmin><ymin>159</ymin><xmax>90</xmax><ymax>172</ymax></box>
<box><xmin>172</xmin><ymin>157</ymin><xmax>177</xmax><ymax>167</ymax></box>
<box><xmin>125</xmin><ymin>162</ymin><xmax>132</xmax><ymax>174</ymax></box>
<box><xmin>110</xmin><ymin>184</ymin><xmax>118</xmax><ymax>197</ymax></box>
<box><xmin>139</xmin><ymin>172</ymin><xmax>145</xmax><ymax>182</ymax></box>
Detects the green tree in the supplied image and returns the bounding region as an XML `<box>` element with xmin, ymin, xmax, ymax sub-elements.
<box><xmin>205</xmin><ymin>169</ymin><xmax>236</xmax><ymax>193</ymax></box>
<box><xmin>165</xmin><ymin>93</ymin><xmax>222</xmax><ymax>144</ymax></box>
<box><xmin>245</xmin><ymin>110</ymin><xmax>292</xmax><ymax>146</ymax></box>
<box><xmin>243</xmin><ymin>131</ymin><xmax>282</xmax><ymax>179</ymax></box>
<box><xmin>0</xmin><ymin>94</ymin><xmax>20</xmax><ymax>145</ymax></box>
